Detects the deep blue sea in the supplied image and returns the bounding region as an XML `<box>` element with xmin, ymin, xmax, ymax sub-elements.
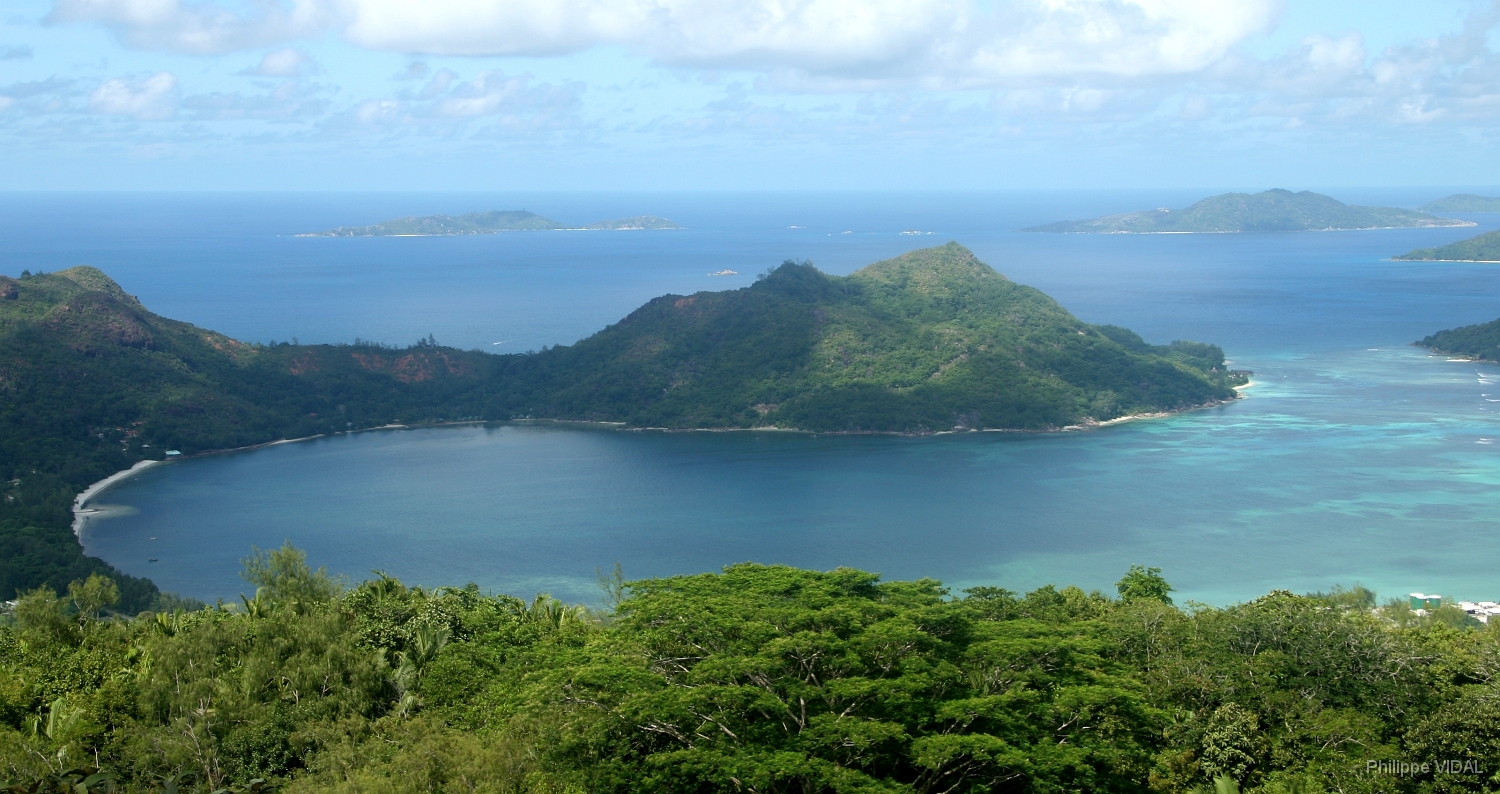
<box><xmin>7</xmin><ymin>189</ymin><xmax>1500</xmax><ymax>606</ymax></box>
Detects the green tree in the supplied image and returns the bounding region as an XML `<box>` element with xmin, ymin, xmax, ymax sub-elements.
<box><xmin>1116</xmin><ymin>564</ymin><xmax>1174</xmax><ymax>605</ymax></box>
<box><xmin>241</xmin><ymin>542</ymin><xmax>342</xmax><ymax>607</ymax></box>
<box><xmin>12</xmin><ymin>587</ymin><xmax>74</xmax><ymax>644</ymax></box>
<box><xmin>1200</xmin><ymin>703</ymin><xmax>1261</xmax><ymax>785</ymax></box>
<box><xmin>67</xmin><ymin>574</ymin><xmax>118</xmax><ymax>621</ymax></box>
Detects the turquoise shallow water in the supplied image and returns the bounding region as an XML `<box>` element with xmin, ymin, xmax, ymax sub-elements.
<box><xmin>10</xmin><ymin>190</ymin><xmax>1500</xmax><ymax>606</ymax></box>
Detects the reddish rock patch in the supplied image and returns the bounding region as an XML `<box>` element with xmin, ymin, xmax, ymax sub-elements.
<box><xmin>391</xmin><ymin>354</ymin><xmax>434</xmax><ymax>383</ymax></box>
<box><xmin>351</xmin><ymin>352</ymin><xmax>385</xmax><ymax>372</ymax></box>
<box><xmin>437</xmin><ymin>351</ymin><xmax>472</xmax><ymax>376</ymax></box>
<box><xmin>289</xmin><ymin>353</ymin><xmax>319</xmax><ymax>375</ymax></box>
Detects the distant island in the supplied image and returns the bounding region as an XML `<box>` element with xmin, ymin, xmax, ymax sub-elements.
<box><xmin>1420</xmin><ymin>194</ymin><xmax>1500</xmax><ymax>212</ymax></box>
<box><xmin>1022</xmin><ymin>189</ymin><xmax>1475</xmax><ymax>233</ymax></box>
<box><xmin>1416</xmin><ymin>316</ymin><xmax>1500</xmax><ymax>361</ymax></box>
<box><xmin>1393</xmin><ymin>230</ymin><xmax>1500</xmax><ymax>262</ymax></box>
<box><xmin>301</xmin><ymin>211</ymin><xmax>682</xmax><ymax>236</ymax></box>
<box><xmin>0</xmin><ymin>245</ymin><xmax>1244</xmax><ymax>609</ymax></box>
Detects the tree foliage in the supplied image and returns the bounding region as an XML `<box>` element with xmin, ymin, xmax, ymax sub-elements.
<box><xmin>0</xmin><ymin>554</ymin><xmax>1495</xmax><ymax>793</ymax></box>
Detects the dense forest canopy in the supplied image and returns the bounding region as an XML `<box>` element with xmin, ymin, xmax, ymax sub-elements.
<box><xmin>0</xmin><ymin>247</ymin><xmax>1242</xmax><ymax>609</ymax></box>
<box><xmin>1416</xmin><ymin>315</ymin><xmax>1500</xmax><ymax>361</ymax></box>
<box><xmin>1</xmin><ymin>550</ymin><xmax>1496</xmax><ymax>793</ymax></box>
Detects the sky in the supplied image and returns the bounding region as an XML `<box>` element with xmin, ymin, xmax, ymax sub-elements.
<box><xmin>2</xmin><ymin>0</ymin><xmax>1499</xmax><ymax>190</ymax></box>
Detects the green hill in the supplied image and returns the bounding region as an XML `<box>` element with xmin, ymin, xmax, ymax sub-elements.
<box><xmin>0</xmin><ymin>267</ymin><xmax>505</xmax><ymax>609</ymax></box>
<box><xmin>1394</xmin><ymin>229</ymin><xmax>1500</xmax><ymax>261</ymax></box>
<box><xmin>1416</xmin><ymin>315</ymin><xmax>1500</xmax><ymax>361</ymax></box>
<box><xmin>508</xmin><ymin>243</ymin><xmax>1244</xmax><ymax>431</ymax></box>
<box><xmin>1024</xmin><ymin>189</ymin><xmax>1473</xmax><ymax>233</ymax></box>
<box><xmin>0</xmin><ymin>245</ymin><xmax>1241</xmax><ymax>605</ymax></box>
<box><xmin>304</xmin><ymin>210</ymin><xmax>683</xmax><ymax>236</ymax></box>
<box><xmin>1420</xmin><ymin>193</ymin><xmax>1500</xmax><ymax>212</ymax></box>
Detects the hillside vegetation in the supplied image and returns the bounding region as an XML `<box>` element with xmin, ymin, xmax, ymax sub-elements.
<box><xmin>1420</xmin><ymin>194</ymin><xmax>1500</xmax><ymax>212</ymax></box>
<box><xmin>2</xmin><ymin>551</ymin><xmax>1495</xmax><ymax>793</ymax></box>
<box><xmin>509</xmin><ymin>243</ymin><xmax>1244</xmax><ymax>431</ymax></box>
<box><xmin>1024</xmin><ymin>189</ymin><xmax>1473</xmax><ymax>233</ymax></box>
<box><xmin>0</xmin><ymin>245</ymin><xmax>1241</xmax><ymax>607</ymax></box>
<box><xmin>0</xmin><ymin>267</ymin><xmax>503</xmax><ymax>610</ymax></box>
<box><xmin>1394</xmin><ymin>229</ymin><xmax>1500</xmax><ymax>262</ymax></box>
<box><xmin>1416</xmin><ymin>315</ymin><xmax>1500</xmax><ymax>361</ymax></box>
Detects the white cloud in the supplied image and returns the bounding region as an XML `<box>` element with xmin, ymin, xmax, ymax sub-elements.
<box><xmin>89</xmin><ymin>71</ymin><xmax>178</xmax><ymax>119</ymax></box>
<box><xmin>392</xmin><ymin>61</ymin><xmax>428</xmax><ymax>81</ymax></box>
<box><xmin>416</xmin><ymin>69</ymin><xmax>458</xmax><ymax>100</ymax></box>
<box><xmin>245</xmin><ymin>48</ymin><xmax>314</xmax><ymax>77</ymax></box>
<box><xmin>1198</xmin><ymin>8</ymin><xmax>1500</xmax><ymax>128</ymax></box>
<box><xmin>49</xmin><ymin>0</ymin><xmax>334</xmax><ymax>55</ymax></box>
<box><xmin>50</xmin><ymin>0</ymin><xmax>1280</xmax><ymax>87</ymax></box>
<box><xmin>339</xmin><ymin>69</ymin><xmax>582</xmax><ymax>132</ymax></box>
<box><xmin>183</xmin><ymin>80</ymin><xmax>331</xmax><ymax>120</ymax></box>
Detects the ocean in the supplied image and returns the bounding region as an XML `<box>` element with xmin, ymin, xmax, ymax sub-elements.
<box><xmin>8</xmin><ymin>189</ymin><xmax>1500</xmax><ymax>606</ymax></box>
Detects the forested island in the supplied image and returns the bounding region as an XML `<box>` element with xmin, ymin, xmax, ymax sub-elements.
<box><xmin>1416</xmin><ymin>314</ymin><xmax>1500</xmax><ymax>361</ymax></box>
<box><xmin>302</xmin><ymin>211</ymin><xmax>682</xmax><ymax>236</ymax></box>
<box><xmin>1394</xmin><ymin>229</ymin><xmax>1500</xmax><ymax>262</ymax></box>
<box><xmin>1023</xmin><ymin>189</ymin><xmax>1473</xmax><ymax>233</ymax></box>
<box><xmin>0</xmin><ymin>244</ymin><xmax>1244</xmax><ymax>612</ymax></box>
<box><xmin>2</xmin><ymin>549</ymin><xmax>1495</xmax><ymax>794</ymax></box>
<box><xmin>1420</xmin><ymin>193</ymin><xmax>1500</xmax><ymax>212</ymax></box>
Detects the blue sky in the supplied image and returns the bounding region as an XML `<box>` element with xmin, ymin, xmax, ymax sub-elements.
<box><xmin>2</xmin><ymin>0</ymin><xmax>1498</xmax><ymax>190</ymax></box>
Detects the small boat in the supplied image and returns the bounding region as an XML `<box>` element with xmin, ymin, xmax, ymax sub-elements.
<box><xmin>148</xmin><ymin>557</ymin><xmax>158</xmax><ymax>562</ymax></box>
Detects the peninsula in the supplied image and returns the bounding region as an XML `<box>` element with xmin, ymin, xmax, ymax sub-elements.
<box><xmin>1023</xmin><ymin>189</ymin><xmax>1474</xmax><ymax>234</ymax></box>
<box><xmin>301</xmin><ymin>210</ymin><xmax>682</xmax><ymax>236</ymax></box>
<box><xmin>1394</xmin><ymin>230</ymin><xmax>1500</xmax><ymax>262</ymax></box>
<box><xmin>0</xmin><ymin>245</ymin><xmax>1243</xmax><ymax>607</ymax></box>
<box><xmin>1420</xmin><ymin>194</ymin><xmax>1500</xmax><ymax>212</ymax></box>
<box><xmin>1416</xmin><ymin>316</ymin><xmax>1500</xmax><ymax>361</ymax></box>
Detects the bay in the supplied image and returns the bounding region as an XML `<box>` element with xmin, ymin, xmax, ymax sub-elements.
<box><xmin>10</xmin><ymin>190</ymin><xmax>1500</xmax><ymax>606</ymax></box>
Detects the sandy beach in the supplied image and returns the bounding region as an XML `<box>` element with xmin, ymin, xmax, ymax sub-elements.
<box><xmin>72</xmin><ymin>459</ymin><xmax>166</xmax><ymax>536</ymax></box>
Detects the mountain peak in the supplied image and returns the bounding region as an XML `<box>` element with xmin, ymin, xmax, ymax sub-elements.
<box><xmin>56</xmin><ymin>266</ymin><xmax>141</xmax><ymax>305</ymax></box>
<box><xmin>853</xmin><ymin>243</ymin><xmax>1007</xmax><ymax>291</ymax></box>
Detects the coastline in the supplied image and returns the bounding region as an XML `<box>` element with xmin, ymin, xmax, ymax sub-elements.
<box><xmin>1038</xmin><ymin>222</ymin><xmax>1475</xmax><ymax>235</ymax></box>
<box><xmin>69</xmin><ymin>393</ymin><xmax>1247</xmax><ymax>534</ymax></box>
<box><xmin>72</xmin><ymin>459</ymin><xmax>166</xmax><ymax>536</ymax></box>
<box><xmin>68</xmin><ymin>422</ymin><xmax>443</xmax><ymax>536</ymax></box>
<box><xmin>1420</xmin><ymin>348</ymin><xmax>1499</xmax><ymax>365</ymax></box>
<box><xmin>622</xmin><ymin>393</ymin><xmax>1243</xmax><ymax>436</ymax></box>
<box><xmin>1391</xmin><ymin>258</ymin><xmax>1500</xmax><ymax>263</ymax></box>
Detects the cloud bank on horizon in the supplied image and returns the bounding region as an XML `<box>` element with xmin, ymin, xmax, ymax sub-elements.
<box><xmin>3</xmin><ymin>0</ymin><xmax>1499</xmax><ymax>188</ymax></box>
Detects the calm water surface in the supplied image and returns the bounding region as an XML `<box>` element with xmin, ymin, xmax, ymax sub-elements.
<box><xmin>8</xmin><ymin>190</ymin><xmax>1500</xmax><ymax>605</ymax></box>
